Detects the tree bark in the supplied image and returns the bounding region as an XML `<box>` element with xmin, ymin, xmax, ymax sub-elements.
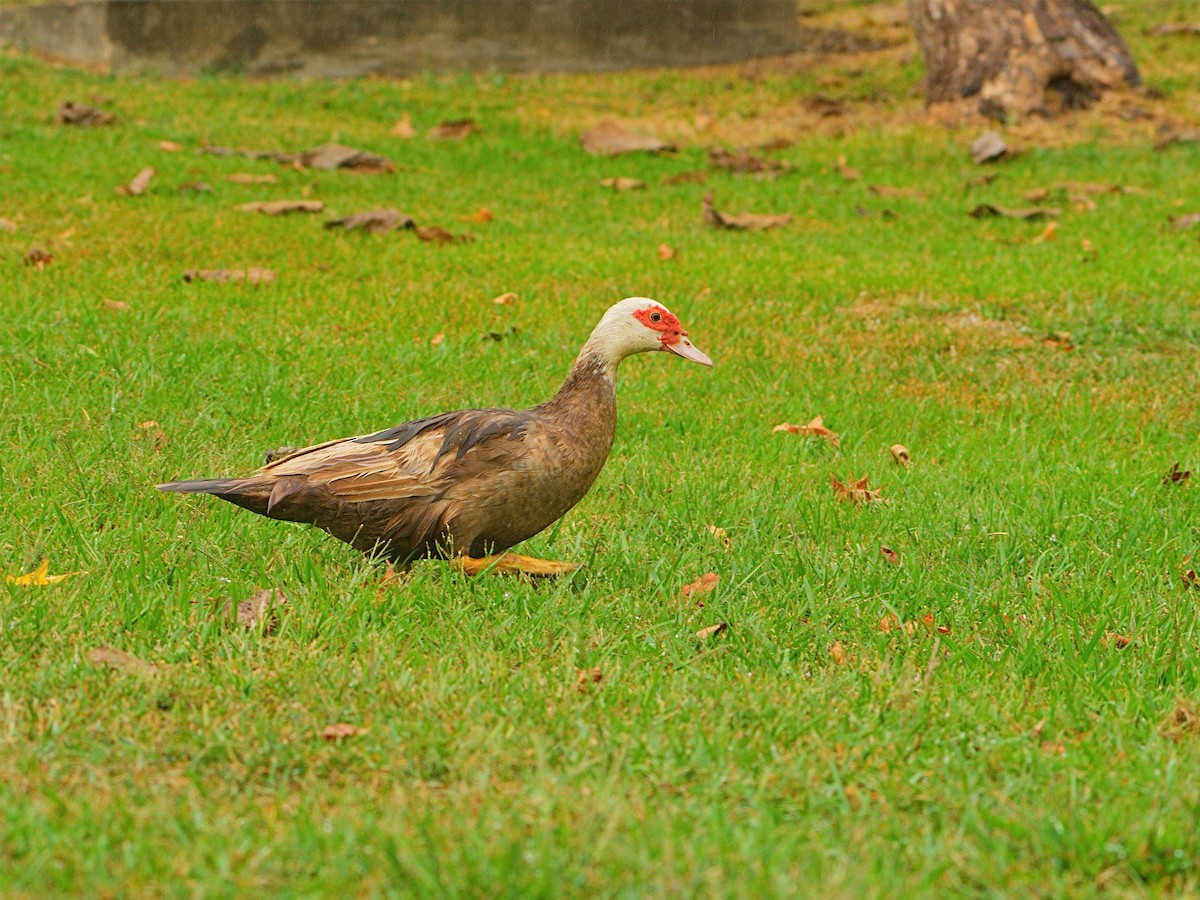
<box><xmin>907</xmin><ymin>0</ymin><xmax>1140</xmax><ymax>118</ymax></box>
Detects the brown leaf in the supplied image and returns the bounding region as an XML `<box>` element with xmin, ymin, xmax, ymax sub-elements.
<box><xmin>829</xmin><ymin>641</ymin><xmax>847</xmax><ymax>665</ymax></box>
<box><xmin>1182</xmin><ymin>569</ymin><xmax>1199</xmax><ymax>589</ymax></box>
<box><xmin>1030</xmin><ymin>221</ymin><xmax>1058</xmax><ymax>244</ymax></box>
<box><xmin>830</xmin><ymin>474</ymin><xmax>883</xmax><ymax>505</ymax></box>
<box><xmin>880</xmin><ymin>546</ymin><xmax>901</xmax><ymax>566</ymax></box>
<box><xmin>970</xmin><ymin>131</ymin><xmax>1007</xmax><ymax>164</ymax></box>
<box><xmin>580</xmin><ymin>120</ymin><xmax>672</xmax><ymax>157</ymax></box>
<box><xmin>921</xmin><ymin>613</ymin><xmax>951</xmax><ymax>635</ymax></box>
<box><xmin>226</xmin><ymin>587</ymin><xmax>289</xmax><ymax>632</ymax></box>
<box><xmin>414</xmin><ymin>225</ymin><xmax>474</xmax><ymax>244</ymax></box>
<box><xmin>836</xmin><ymin>155</ymin><xmax>861</xmax><ymax>181</ymax></box>
<box><xmin>87</xmin><ymin>645</ymin><xmax>158</xmax><ymax>677</ymax></box>
<box><xmin>868</xmin><ymin>183</ymin><xmax>926</xmax><ymax>201</ymax></box>
<box><xmin>135</xmin><ymin>419</ymin><xmax>167</xmax><ymax>449</ymax></box>
<box><xmin>459</xmin><ymin>207</ymin><xmax>494</xmax><ymax>223</ymax></box>
<box><xmin>706</xmin><ymin>525</ymin><xmax>731</xmax><ymax>550</ymax></box>
<box><xmin>1081</xmin><ymin>238</ymin><xmax>1098</xmax><ymax>260</ymax></box>
<box><xmin>429</xmin><ymin>118</ymin><xmax>477</xmax><ymax>140</ymax></box>
<box><xmin>182</xmin><ymin>268</ymin><xmax>277</xmax><ymax>284</ymax></box>
<box><xmin>238</xmin><ymin>200</ymin><xmax>324</xmax><ymax>215</ymax></box>
<box><xmin>1154</xmin><ymin>125</ymin><xmax>1200</xmax><ymax>150</ymax></box>
<box><xmin>1024</xmin><ymin>186</ymin><xmax>1051</xmax><ymax>202</ymax></box>
<box><xmin>430</xmin><ymin>332</ymin><xmax>445</xmax><ymax>347</ymax></box>
<box><xmin>574</xmin><ymin>667</ymin><xmax>604</xmax><ymax>692</ymax></box>
<box><xmin>117</xmin><ymin>167</ymin><xmax>156</xmax><ymax>196</ymax></box>
<box><xmin>158</xmin><ymin>140</ymin><xmax>183</xmax><ymax>152</ymax></box>
<box><xmin>298</xmin><ymin>143</ymin><xmax>395</xmax><ymax>173</ymax></box>
<box><xmin>964</xmin><ymin>172</ymin><xmax>998</xmax><ymax>188</ymax></box>
<box><xmin>969</xmin><ymin>204</ymin><xmax>1059</xmax><ymax>220</ymax></box>
<box><xmin>1040</xmin><ymin>740</ymin><xmax>1067</xmax><ymax>757</ymax></box>
<box><xmin>681</xmin><ymin>572</ymin><xmax>720</xmax><ymax>599</ymax></box>
<box><xmin>1106</xmin><ymin>632</ymin><xmax>1133</xmax><ymax>649</ymax></box>
<box><xmin>656</xmin><ymin>243</ymin><xmax>677</xmax><ymax>261</ymax></box>
<box><xmin>180</xmin><ymin>181</ymin><xmax>214</xmax><ymax>194</ymax></box>
<box><xmin>390</xmin><ymin>113</ymin><xmax>416</xmax><ymax>139</ymax></box>
<box><xmin>492</xmin><ymin>292</ymin><xmax>518</xmax><ymax>306</ymax></box>
<box><xmin>1163</xmin><ymin>462</ymin><xmax>1191</xmax><ymax>485</ymax></box>
<box><xmin>321</xmin><ymin>723</ymin><xmax>368</xmax><ymax>742</ymax></box>
<box><xmin>707</xmin><ymin>147</ymin><xmax>793</xmax><ymax>177</ymax></box>
<box><xmin>1169</xmin><ymin>213</ymin><xmax>1200</xmax><ymax>231</ymax></box>
<box><xmin>662</xmin><ymin>170</ymin><xmax>708</xmax><ymax>186</ymax></box>
<box><xmin>24</xmin><ymin>246</ymin><xmax>52</xmax><ymax>269</ymax></box>
<box><xmin>225</xmin><ymin>172</ymin><xmax>278</xmax><ymax>185</ymax></box>
<box><xmin>1160</xmin><ymin>701</ymin><xmax>1200</xmax><ymax>741</ymax></box>
<box><xmin>696</xmin><ymin>621</ymin><xmax>728</xmax><ymax>640</ymax></box>
<box><xmin>877</xmin><ymin>613</ymin><xmax>900</xmax><ymax>633</ymax></box>
<box><xmin>1145</xmin><ymin>22</ymin><xmax>1200</xmax><ymax>35</ymax></box>
<box><xmin>324</xmin><ymin>208</ymin><xmax>415</xmax><ymax>234</ymax></box>
<box><xmin>888</xmin><ymin>444</ymin><xmax>910</xmax><ymax>466</ymax></box>
<box><xmin>57</xmin><ymin>101</ymin><xmax>114</xmax><ymax>126</ymax></box>
<box><xmin>1042</xmin><ymin>333</ymin><xmax>1075</xmax><ymax>351</ymax></box>
<box><xmin>600</xmin><ymin>176</ymin><xmax>646</xmax><ymax>191</ymax></box>
<box><xmin>0</xmin><ymin>217</ymin><xmax>16</xmax><ymax>232</ymax></box>
<box><xmin>805</xmin><ymin>93</ymin><xmax>845</xmax><ymax>117</ymax></box>
<box><xmin>702</xmin><ymin>193</ymin><xmax>791</xmax><ymax>231</ymax></box>
<box><xmin>103</xmin><ymin>298</ymin><xmax>129</xmax><ymax>311</ymax></box>
<box><xmin>773</xmin><ymin>416</ymin><xmax>839</xmax><ymax>446</ymax></box>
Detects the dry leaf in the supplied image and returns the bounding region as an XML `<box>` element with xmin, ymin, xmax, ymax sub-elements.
<box><xmin>1024</xmin><ymin>186</ymin><xmax>1051</xmax><ymax>202</ymax></box>
<box><xmin>238</xmin><ymin>200</ymin><xmax>324</xmax><ymax>215</ymax></box>
<box><xmin>971</xmin><ymin>131</ymin><xmax>1007</xmax><ymax>164</ymax></box>
<box><xmin>805</xmin><ymin>93</ymin><xmax>845</xmax><ymax>116</ymax></box>
<box><xmin>135</xmin><ymin>419</ymin><xmax>167</xmax><ymax>449</ymax></box>
<box><xmin>324</xmin><ymin>208</ymin><xmax>415</xmax><ymax>234</ymax></box>
<box><xmin>600</xmin><ymin>176</ymin><xmax>646</xmax><ymax>191</ymax></box>
<box><xmin>103</xmin><ymin>298</ymin><xmax>129</xmax><ymax>311</ymax></box>
<box><xmin>880</xmin><ymin>546</ymin><xmax>901</xmax><ymax>565</ymax></box>
<box><xmin>964</xmin><ymin>171</ymin><xmax>998</xmax><ymax>188</ymax></box>
<box><xmin>868</xmin><ymin>183</ymin><xmax>926</xmax><ymax>200</ymax></box>
<box><xmin>460</xmin><ymin>207</ymin><xmax>494</xmax><ymax>223</ymax></box>
<box><xmin>773</xmin><ymin>416</ymin><xmax>839</xmax><ymax>445</ymax></box>
<box><xmin>1169</xmin><ymin>213</ymin><xmax>1200</xmax><ymax>231</ymax></box>
<box><xmin>830</xmin><ymin>474</ymin><xmax>883</xmax><ymax>505</ymax></box>
<box><xmin>969</xmin><ymin>204</ymin><xmax>1059</xmax><ymax>220</ymax></box>
<box><xmin>680</xmin><ymin>572</ymin><xmax>720</xmax><ymax>599</ymax></box>
<box><xmin>6</xmin><ymin>559</ymin><xmax>79</xmax><ymax>586</ymax></box>
<box><xmin>888</xmin><ymin>444</ymin><xmax>910</xmax><ymax>466</ymax></box>
<box><xmin>0</xmin><ymin>217</ymin><xmax>16</xmax><ymax>232</ymax></box>
<box><xmin>574</xmin><ymin>667</ymin><xmax>603</xmax><ymax>692</ymax></box>
<box><xmin>492</xmin><ymin>291</ymin><xmax>518</xmax><ymax>306</ymax></box>
<box><xmin>580</xmin><ymin>120</ymin><xmax>672</xmax><ymax>157</ymax></box>
<box><xmin>1042</xmin><ymin>332</ymin><xmax>1075</xmax><ymax>351</ymax></box>
<box><xmin>836</xmin><ymin>155</ymin><xmax>862</xmax><ymax>181</ymax></box>
<box><xmin>1181</xmin><ymin>568</ymin><xmax>1199</xmax><ymax>589</ymax></box>
<box><xmin>1030</xmin><ymin>221</ymin><xmax>1058</xmax><ymax>244</ymax></box>
<box><xmin>299</xmin><ymin>143</ymin><xmax>395</xmax><ymax>172</ymax></box>
<box><xmin>179</xmin><ymin>181</ymin><xmax>214</xmax><ymax>194</ymax></box>
<box><xmin>117</xmin><ymin>167</ymin><xmax>155</xmax><ymax>196</ymax></box>
<box><xmin>430</xmin><ymin>332</ymin><xmax>445</xmax><ymax>347</ymax></box>
<box><xmin>212</xmin><ymin>587</ymin><xmax>289</xmax><ymax>632</ymax></box>
<box><xmin>663</xmin><ymin>170</ymin><xmax>708</xmax><ymax>186</ymax></box>
<box><xmin>182</xmin><ymin>268</ymin><xmax>276</xmax><ymax>284</ymax></box>
<box><xmin>391</xmin><ymin>113</ymin><xmax>416</xmax><ymax>139</ymax></box>
<box><xmin>1107</xmin><ymin>632</ymin><xmax>1132</xmax><ymax>649</ymax></box>
<box><xmin>707</xmin><ymin>525</ymin><xmax>731</xmax><ymax>549</ymax></box>
<box><xmin>87</xmin><ymin>645</ymin><xmax>157</xmax><ymax>677</ymax></box>
<box><xmin>321</xmin><ymin>723</ymin><xmax>368</xmax><ymax>741</ymax></box>
<box><xmin>1041</xmin><ymin>740</ymin><xmax>1067</xmax><ymax>757</ymax></box>
<box><xmin>1145</xmin><ymin>22</ymin><xmax>1200</xmax><ymax>35</ymax></box>
<box><xmin>158</xmin><ymin>140</ymin><xmax>183</xmax><ymax>152</ymax></box>
<box><xmin>57</xmin><ymin>101</ymin><xmax>114</xmax><ymax>126</ymax></box>
<box><xmin>1163</xmin><ymin>462</ymin><xmax>1191</xmax><ymax>485</ymax></box>
<box><xmin>1081</xmin><ymin>238</ymin><xmax>1097</xmax><ymax>260</ymax></box>
<box><xmin>702</xmin><ymin>193</ymin><xmax>791</xmax><ymax>231</ymax></box>
<box><xmin>696</xmin><ymin>622</ymin><xmax>728</xmax><ymax>640</ymax></box>
<box><xmin>24</xmin><ymin>247</ymin><xmax>52</xmax><ymax>269</ymax></box>
<box><xmin>1160</xmin><ymin>701</ymin><xmax>1200</xmax><ymax>741</ymax></box>
<box><xmin>921</xmin><ymin>613</ymin><xmax>951</xmax><ymax>635</ymax></box>
<box><xmin>429</xmin><ymin>118</ymin><xmax>476</xmax><ymax>140</ymax></box>
<box><xmin>414</xmin><ymin>225</ymin><xmax>474</xmax><ymax>244</ymax></box>
<box><xmin>657</xmin><ymin>243</ymin><xmax>677</xmax><ymax>260</ymax></box>
<box><xmin>225</xmin><ymin>172</ymin><xmax>278</xmax><ymax>185</ymax></box>
<box><xmin>878</xmin><ymin>613</ymin><xmax>919</xmax><ymax>635</ymax></box>
<box><xmin>829</xmin><ymin>641</ymin><xmax>847</xmax><ymax>665</ymax></box>
<box><xmin>707</xmin><ymin>147</ymin><xmax>792</xmax><ymax>177</ymax></box>
<box><xmin>1154</xmin><ymin>125</ymin><xmax>1200</xmax><ymax>149</ymax></box>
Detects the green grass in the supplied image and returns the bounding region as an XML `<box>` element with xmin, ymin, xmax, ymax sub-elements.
<box><xmin>3</xmin><ymin>3</ymin><xmax>1200</xmax><ymax>895</ymax></box>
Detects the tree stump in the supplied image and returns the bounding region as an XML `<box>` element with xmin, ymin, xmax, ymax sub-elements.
<box><xmin>907</xmin><ymin>0</ymin><xmax>1141</xmax><ymax>118</ymax></box>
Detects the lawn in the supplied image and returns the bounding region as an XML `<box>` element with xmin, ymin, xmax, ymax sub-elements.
<box><xmin>2</xmin><ymin>1</ymin><xmax>1200</xmax><ymax>895</ymax></box>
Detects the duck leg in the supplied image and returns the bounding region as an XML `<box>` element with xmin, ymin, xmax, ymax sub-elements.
<box><xmin>452</xmin><ymin>553</ymin><xmax>581</xmax><ymax>578</ymax></box>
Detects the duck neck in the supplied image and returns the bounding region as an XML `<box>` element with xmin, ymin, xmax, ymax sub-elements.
<box><xmin>542</xmin><ymin>345</ymin><xmax>618</xmax><ymax>415</ymax></box>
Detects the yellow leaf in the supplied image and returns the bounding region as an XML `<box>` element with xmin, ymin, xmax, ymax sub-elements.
<box><xmin>6</xmin><ymin>559</ymin><xmax>80</xmax><ymax>586</ymax></box>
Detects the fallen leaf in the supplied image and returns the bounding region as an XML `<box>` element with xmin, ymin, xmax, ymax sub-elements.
<box><xmin>321</xmin><ymin>723</ymin><xmax>368</xmax><ymax>741</ymax></box>
<box><xmin>921</xmin><ymin>613</ymin><xmax>951</xmax><ymax>635</ymax></box>
<box><xmin>888</xmin><ymin>444</ymin><xmax>910</xmax><ymax>466</ymax></box>
<box><xmin>971</xmin><ymin>131</ymin><xmax>1007</xmax><ymax>164</ymax></box>
<box><xmin>414</xmin><ymin>225</ymin><xmax>474</xmax><ymax>244</ymax></box>
<box><xmin>1030</xmin><ymin>221</ymin><xmax>1058</xmax><ymax>244</ymax></box>
<box><xmin>391</xmin><ymin>113</ymin><xmax>416</xmax><ymax>139</ymax></box>
<box><xmin>805</xmin><ymin>93</ymin><xmax>845</xmax><ymax>116</ymax></box>
<box><xmin>429</xmin><ymin>118</ymin><xmax>476</xmax><ymax>140</ymax></box>
<box><xmin>1107</xmin><ymin>632</ymin><xmax>1132</xmax><ymax>649</ymax></box>
<box><xmin>492</xmin><ymin>292</ymin><xmax>518</xmax><ymax>306</ymax></box>
<box><xmin>707</xmin><ymin>525</ymin><xmax>731</xmax><ymax>549</ymax></box>
<box><xmin>298</xmin><ymin>143</ymin><xmax>395</xmax><ymax>173</ymax></box>
<box><xmin>868</xmin><ymin>183</ymin><xmax>926</xmax><ymax>200</ymax></box>
<box><xmin>878</xmin><ymin>613</ymin><xmax>919</xmax><ymax>635</ymax></box>
<box><xmin>87</xmin><ymin>645</ymin><xmax>157</xmax><ymax>677</ymax></box>
<box><xmin>580</xmin><ymin>120</ymin><xmax>672</xmax><ymax>157</ymax></box>
<box><xmin>829</xmin><ymin>641</ymin><xmax>847</xmax><ymax>665</ymax></box>
<box><xmin>24</xmin><ymin>246</ymin><xmax>52</xmax><ymax>269</ymax></box>
<box><xmin>103</xmin><ymin>298</ymin><xmax>129</xmax><ymax>311</ymax></box>
<box><xmin>200</xmin><ymin>145</ymin><xmax>296</xmax><ymax>164</ymax></box>
<box><xmin>696</xmin><ymin>622</ymin><xmax>728</xmax><ymax>640</ymax></box>
<box><xmin>702</xmin><ymin>193</ymin><xmax>791</xmax><ymax>231</ymax></box>
<box><xmin>1041</xmin><ymin>740</ymin><xmax>1067</xmax><ymax>757</ymax></box>
<box><xmin>773</xmin><ymin>416</ymin><xmax>839</xmax><ymax>445</ymax></box>
<box><xmin>179</xmin><ymin>181</ymin><xmax>214</xmax><ymax>193</ymax></box>
<box><xmin>213</xmin><ymin>587</ymin><xmax>289</xmax><ymax>632</ymax></box>
<box><xmin>836</xmin><ymin>155</ymin><xmax>862</xmax><ymax>181</ymax></box>
<box><xmin>693</xmin><ymin>109</ymin><xmax>715</xmax><ymax>131</ymax></box>
<box><xmin>574</xmin><ymin>667</ymin><xmax>603</xmax><ymax>692</ymax></box>
<box><xmin>681</xmin><ymin>572</ymin><xmax>720</xmax><ymax>599</ymax></box>
<box><xmin>1160</xmin><ymin>701</ymin><xmax>1200</xmax><ymax>741</ymax></box>
<box><xmin>1145</xmin><ymin>21</ymin><xmax>1200</xmax><ymax>35</ymax></box>
<box><xmin>135</xmin><ymin>419</ymin><xmax>167</xmax><ymax>449</ymax></box>
<box><xmin>1042</xmin><ymin>333</ymin><xmax>1075</xmax><ymax>351</ymax></box>
<box><xmin>225</xmin><ymin>172</ymin><xmax>278</xmax><ymax>185</ymax></box>
<box><xmin>182</xmin><ymin>268</ymin><xmax>277</xmax><ymax>284</ymax></box>
<box><xmin>116</xmin><ymin>167</ymin><xmax>155</xmax><ymax>196</ymax></box>
<box><xmin>1183</xmin><ymin>569</ymin><xmax>1199</xmax><ymax>589</ymax></box>
<box><xmin>324</xmin><ymin>208</ymin><xmax>415</xmax><ymax>234</ymax></box>
<box><xmin>707</xmin><ymin>147</ymin><xmax>793</xmax><ymax>177</ymax></box>
<box><xmin>600</xmin><ymin>176</ymin><xmax>646</xmax><ymax>191</ymax></box>
<box><xmin>1024</xmin><ymin>186</ymin><xmax>1051</xmax><ymax>202</ymax></box>
<box><xmin>430</xmin><ymin>332</ymin><xmax>445</xmax><ymax>347</ymax></box>
<box><xmin>830</xmin><ymin>474</ymin><xmax>883</xmax><ymax>505</ymax></box>
<box><xmin>657</xmin><ymin>243</ymin><xmax>677</xmax><ymax>260</ymax></box>
<box><xmin>459</xmin><ymin>207</ymin><xmax>494</xmax><ymax>223</ymax></box>
<box><xmin>1081</xmin><ymin>238</ymin><xmax>1098</xmax><ymax>260</ymax></box>
<box><xmin>238</xmin><ymin>200</ymin><xmax>324</xmax><ymax>215</ymax></box>
<box><xmin>158</xmin><ymin>140</ymin><xmax>183</xmax><ymax>152</ymax></box>
<box><xmin>1169</xmin><ymin>212</ymin><xmax>1200</xmax><ymax>231</ymax></box>
<box><xmin>662</xmin><ymin>170</ymin><xmax>708</xmax><ymax>185</ymax></box>
<box><xmin>57</xmin><ymin>101</ymin><xmax>114</xmax><ymax>126</ymax></box>
<box><xmin>1163</xmin><ymin>462</ymin><xmax>1191</xmax><ymax>485</ymax></box>
<box><xmin>880</xmin><ymin>546</ymin><xmax>901</xmax><ymax>565</ymax></box>
<box><xmin>6</xmin><ymin>559</ymin><xmax>79</xmax><ymax>586</ymax></box>
<box><xmin>0</xmin><ymin>217</ymin><xmax>16</xmax><ymax>232</ymax></box>
<box><xmin>1154</xmin><ymin>125</ymin><xmax>1200</xmax><ymax>149</ymax></box>
<box><xmin>964</xmin><ymin>171</ymin><xmax>998</xmax><ymax>188</ymax></box>
<box><xmin>969</xmin><ymin>204</ymin><xmax>1059</xmax><ymax>220</ymax></box>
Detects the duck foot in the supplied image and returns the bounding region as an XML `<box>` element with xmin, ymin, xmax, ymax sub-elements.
<box><xmin>452</xmin><ymin>553</ymin><xmax>581</xmax><ymax>578</ymax></box>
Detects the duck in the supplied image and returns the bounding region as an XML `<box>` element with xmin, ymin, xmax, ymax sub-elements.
<box><xmin>158</xmin><ymin>297</ymin><xmax>712</xmax><ymax>576</ymax></box>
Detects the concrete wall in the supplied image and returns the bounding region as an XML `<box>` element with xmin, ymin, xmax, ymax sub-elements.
<box><xmin>0</xmin><ymin>0</ymin><xmax>803</xmax><ymax>77</ymax></box>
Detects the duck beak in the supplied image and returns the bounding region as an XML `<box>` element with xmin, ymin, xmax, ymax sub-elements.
<box><xmin>664</xmin><ymin>337</ymin><xmax>713</xmax><ymax>367</ymax></box>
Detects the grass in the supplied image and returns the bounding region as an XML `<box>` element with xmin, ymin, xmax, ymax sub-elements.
<box><xmin>3</xmin><ymin>1</ymin><xmax>1200</xmax><ymax>894</ymax></box>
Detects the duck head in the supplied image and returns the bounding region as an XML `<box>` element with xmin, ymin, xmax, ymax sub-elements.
<box><xmin>585</xmin><ymin>297</ymin><xmax>713</xmax><ymax>369</ymax></box>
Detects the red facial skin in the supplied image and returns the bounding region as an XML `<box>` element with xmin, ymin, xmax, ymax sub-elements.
<box><xmin>633</xmin><ymin>306</ymin><xmax>686</xmax><ymax>347</ymax></box>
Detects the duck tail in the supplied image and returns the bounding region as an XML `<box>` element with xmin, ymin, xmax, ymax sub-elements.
<box><xmin>157</xmin><ymin>477</ymin><xmax>271</xmax><ymax>516</ymax></box>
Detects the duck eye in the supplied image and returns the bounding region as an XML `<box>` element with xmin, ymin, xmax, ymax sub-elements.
<box><xmin>649</xmin><ymin>311</ymin><xmax>662</xmax><ymax>323</ymax></box>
